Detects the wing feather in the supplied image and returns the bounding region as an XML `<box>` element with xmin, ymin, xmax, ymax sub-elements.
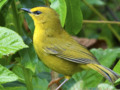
<box><xmin>44</xmin><ymin>39</ymin><xmax>99</xmax><ymax>64</ymax></box>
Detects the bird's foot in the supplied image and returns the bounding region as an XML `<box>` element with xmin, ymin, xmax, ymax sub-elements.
<box><xmin>48</xmin><ymin>77</ymin><xmax>64</xmax><ymax>88</ymax></box>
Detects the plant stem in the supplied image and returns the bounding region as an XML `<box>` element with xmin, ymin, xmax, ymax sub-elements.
<box><xmin>23</xmin><ymin>68</ymin><xmax>33</xmax><ymax>90</ymax></box>
<box><xmin>11</xmin><ymin>0</ymin><xmax>23</xmax><ymax>35</ymax></box>
<box><xmin>44</xmin><ymin>0</ymin><xmax>50</xmax><ymax>7</ymax></box>
<box><xmin>83</xmin><ymin>20</ymin><xmax>120</xmax><ymax>24</ymax></box>
<box><xmin>50</xmin><ymin>71</ymin><xmax>59</xmax><ymax>90</ymax></box>
<box><xmin>82</xmin><ymin>0</ymin><xmax>120</xmax><ymax>41</ymax></box>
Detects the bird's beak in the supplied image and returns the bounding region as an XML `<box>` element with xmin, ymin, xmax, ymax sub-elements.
<box><xmin>21</xmin><ymin>8</ymin><xmax>32</xmax><ymax>13</ymax></box>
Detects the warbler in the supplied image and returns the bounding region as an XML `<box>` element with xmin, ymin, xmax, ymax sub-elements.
<box><xmin>22</xmin><ymin>7</ymin><xmax>120</xmax><ymax>89</ymax></box>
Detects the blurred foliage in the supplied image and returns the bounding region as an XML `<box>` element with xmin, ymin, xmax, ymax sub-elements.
<box><xmin>50</xmin><ymin>0</ymin><xmax>67</xmax><ymax>27</ymax></box>
<box><xmin>0</xmin><ymin>0</ymin><xmax>120</xmax><ymax>90</ymax></box>
<box><xmin>65</xmin><ymin>0</ymin><xmax>83</xmax><ymax>35</ymax></box>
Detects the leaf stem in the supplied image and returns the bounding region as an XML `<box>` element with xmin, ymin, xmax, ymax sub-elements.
<box><xmin>83</xmin><ymin>20</ymin><xmax>120</xmax><ymax>24</ymax></box>
<box><xmin>23</xmin><ymin>68</ymin><xmax>33</xmax><ymax>90</ymax></box>
<box><xmin>82</xmin><ymin>0</ymin><xmax>120</xmax><ymax>41</ymax></box>
<box><xmin>50</xmin><ymin>71</ymin><xmax>59</xmax><ymax>90</ymax></box>
<box><xmin>11</xmin><ymin>0</ymin><xmax>23</xmax><ymax>35</ymax></box>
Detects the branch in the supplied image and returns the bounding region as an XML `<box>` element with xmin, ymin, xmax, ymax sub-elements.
<box><xmin>83</xmin><ymin>20</ymin><xmax>120</xmax><ymax>24</ymax></box>
<box><xmin>82</xmin><ymin>0</ymin><xmax>120</xmax><ymax>41</ymax></box>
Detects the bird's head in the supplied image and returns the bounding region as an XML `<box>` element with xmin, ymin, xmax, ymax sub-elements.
<box><xmin>21</xmin><ymin>7</ymin><xmax>60</xmax><ymax>25</ymax></box>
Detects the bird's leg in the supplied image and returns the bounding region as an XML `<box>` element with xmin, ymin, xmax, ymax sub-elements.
<box><xmin>48</xmin><ymin>77</ymin><xmax>64</xmax><ymax>87</ymax></box>
<box><xmin>56</xmin><ymin>76</ymin><xmax>70</xmax><ymax>90</ymax></box>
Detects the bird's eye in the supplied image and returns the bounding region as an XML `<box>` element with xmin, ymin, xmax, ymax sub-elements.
<box><xmin>33</xmin><ymin>11</ymin><xmax>42</xmax><ymax>15</ymax></box>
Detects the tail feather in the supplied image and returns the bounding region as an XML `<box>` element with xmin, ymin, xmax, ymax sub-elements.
<box><xmin>87</xmin><ymin>64</ymin><xmax>120</xmax><ymax>83</ymax></box>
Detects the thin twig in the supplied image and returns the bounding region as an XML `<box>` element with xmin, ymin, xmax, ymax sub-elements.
<box><xmin>82</xmin><ymin>0</ymin><xmax>120</xmax><ymax>41</ymax></box>
<box><xmin>83</xmin><ymin>20</ymin><xmax>120</xmax><ymax>24</ymax></box>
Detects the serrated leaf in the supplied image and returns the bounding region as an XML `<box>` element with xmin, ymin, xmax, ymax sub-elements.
<box><xmin>0</xmin><ymin>64</ymin><xmax>19</xmax><ymax>84</ymax></box>
<box><xmin>65</xmin><ymin>0</ymin><xmax>83</xmax><ymax>35</ymax></box>
<box><xmin>0</xmin><ymin>27</ymin><xmax>28</xmax><ymax>58</ymax></box>
<box><xmin>50</xmin><ymin>0</ymin><xmax>67</xmax><ymax>27</ymax></box>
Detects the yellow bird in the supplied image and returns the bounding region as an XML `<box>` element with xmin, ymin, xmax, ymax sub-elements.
<box><xmin>22</xmin><ymin>7</ymin><xmax>120</xmax><ymax>89</ymax></box>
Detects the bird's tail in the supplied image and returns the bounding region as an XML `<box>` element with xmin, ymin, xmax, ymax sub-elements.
<box><xmin>87</xmin><ymin>64</ymin><xmax>120</xmax><ymax>83</ymax></box>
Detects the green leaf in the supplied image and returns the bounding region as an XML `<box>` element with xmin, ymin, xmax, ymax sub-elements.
<box><xmin>97</xmin><ymin>83</ymin><xmax>116</xmax><ymax>90</ymax></box>
<box><xmin>12</xmin><ymin>65</ymin><xmax>25</xmax><ymax>81</ymax></box>
<box><xmin>0</xmin><ymin>0</ymin><xmax>7</xmax><ymax>10</ymax></box>
<box><xmin>50</xmin><ymin>0</ymin><xmax>67</xmax><ymax>27</ymax></box>
<box><xmin>3</xmin><ymin>81</ymin><xmax>25</xmax><ymax>87</ymax></box>
<box><xmin>115</xmin><ymin>78</ymin><xmax>120</xmax><ymax>85</ymax></box>
<box><xmin>65</xmin><ymin>0</ymin><xmax>83</xmax><ymax>35</ymax></box>
<box><xmin>0</xmin><ymin>0</ymin><xmax>13</xmax><ymax>26</ymax></box>
<box><xmin>0</xmin><ymin>27</ymin><xmax>28</xmax><ymax>58</ymax></box>
<box><xmin>86</xmin><ymin>0</ymin><xmax>105</xmax><ymax>5</ymax></box>
<box><xmin>113</xmin><ymin>60</ymin><xmax>120</xmax><ymax>75</ymax></box>
<box><xmin>69</xmin><ymin>80</ymin><xmax>84</xmax><ymax>90</ymax></box>
<box><xmin>19</xmin><ymin>44</ymin><xmax>38</xmax><ymax>72</ymax></box>
<box><xmin>90</xmin><ymin>48</ymin><xmax>120</xmax><ymax>67</ymax></box>
<box><xmin>35</xmin><ymin>60</ymin><xmax>50</xmax><ymax>74</ymax></box>
<box><xmin>22</xmin><ymin>68</ymin><xmax>33</xmax><ymax>90</ymax></box>
<box><xmin>5</xmin><ymin>86</ymin><xmax>27</xmax><ymax>90</ymax></box>
<box><xmin>0</xmin><ymin>64</ymin><xmax>19</xmax><ymax>84</ymax></box>
<box><xmin>79</xmin><ymin>0</ymin><xmax>93</xmax><ymax>20</ymax></box>
<box><xmin>113</xmin><ymin>60</ymin><xmax>120</xmax><ymax>85</ymax></box>
<box><xmin>36</xmin><ymin>72</ymin><xmax>51</xmax><ymax>82</ymax></box>
<box><xmin>32</xmin><ymin>77</ymin><xmax>48</xmax><ymax>90</ymax></box>
<box><xmin>73</xmin><ymin>70</ymin><xmax>103</xmax><ymax>88</ymax></box>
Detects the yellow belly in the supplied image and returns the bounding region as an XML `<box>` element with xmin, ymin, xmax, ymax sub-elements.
<box><xmin>39</xmin><ymin>52</ymin><xmax>82</xmax><ymax>75</ymax></box>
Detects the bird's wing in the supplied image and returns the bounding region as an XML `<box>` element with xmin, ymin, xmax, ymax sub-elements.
<box><xmin>43</xmin><ymin>38</ymin><xmax>99</xmax><ymax>64</ymax></box>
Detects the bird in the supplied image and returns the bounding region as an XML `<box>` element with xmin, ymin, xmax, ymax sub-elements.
<box><xmin>21</xmin><ymin>7</ymin><xmax>120</xmax><ymax>90</ymax></box>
